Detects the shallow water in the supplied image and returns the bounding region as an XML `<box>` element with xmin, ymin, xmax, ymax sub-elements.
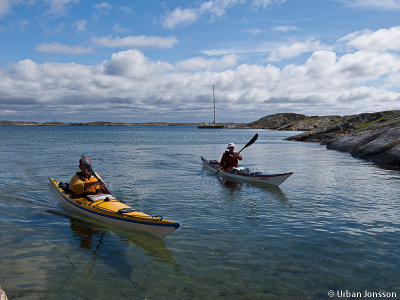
<box><xmin>0</xmin><ymin>126</ymin><xmax>399</xmax><ymax>299</ymax></box>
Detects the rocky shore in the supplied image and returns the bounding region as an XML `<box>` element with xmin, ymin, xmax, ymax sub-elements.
<box><xmin>285</xmin><ymin>111</ymin><xmax>400</xmax><ymax>168</ymax></box>
<box><xmin>242</xmin><ymin>112</ymin><xmax>343</xmax><ymax>131</ymax></box>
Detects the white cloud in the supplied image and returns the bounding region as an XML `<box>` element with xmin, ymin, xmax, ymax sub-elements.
<box><xmin>161</xmin><ymin>7</ymin><xmax>199</xmax><ymax>29</ymax></box>
<box><xmin>203</xmin><ymin>48</ymin><xmax>238</xmax><ymax>56</ymax></box>
<box><xmin>198</xmin><ymin>0</ymin><xmax>235</xmax><ymax>19</ymax></box>
<box><xmin>243</xmin><ymin>28</ymin><xmax>263</xmax><ymax>35</ymax></box>
<box><xmin>0</xmin><ymin>0</ymin><xmax>11</xmax><ymax>18</ymax></box>
<box><xmin>0</xmin><ymin>0</ymin><xmax>82</xmax><ymax>18</ymax></box>
<box><xmin>92</xmin><ymin>35</ymin><xmax>178</xmax><ymax>49</ymax></box>
<box><xmin>343</xmin><ymin>0</ymin><xmax>400</xmax><ymax>9</ymax></box>
<box><xmin>337</xmin><ymin>50</ymin><xmax>400</xmax><ymax>84</ymax></box>
<box><xmin>252</xmin><ymin>0</ymin><xmax>286</xmax><ymax>8</ymax></box>
<box><xmin>203</xmin><ymin>42</ymin><xmax>276</xmax><ymax>56</ymax></box>
<box><xmin>118</xmin><ymin>6</ymin><xmax>133</xmax><ymax>14</ymax></box>
<box><xmin>3</xmin><ymin>27</ymin><xmax>400</xmax><ymax>122</ymax></box>
<box><xmin>267</xmin><ymin>39</ymin><xmax>330</xmax><ymax>62</ymax></box>
<box><xmin>271</xmin><ymin>25</ymin><xmax>299</xmax><ymax>33</ymax></box>
<box><xmin>92</xmin><ymin>1</ymin><xmax>112</xmax><ymax>21</ymax></box>
<box><xmin>7</xmin><ymin>59</ymin><xmax>100</xmax><ymax>103</ymax></box>
<box><xmin>74</xmin><ymin>19</ymin><xmax>87</xmax><ymax>32</ymax></box>
<box><xmin>339</xmin><ymin>27</ymin><xmax>400</xmax><ymax>52</ymax></box>
<box><xmin>112</xmin><ymin>24</ymin><xmax>130</xmax><ymax>34</ymax></box>
<box><xmin>94</xmin><ymin>2</ymin><xmax>112</xmax><ymax>11</ymax></box>
<box><xmin>11</xmin><ymin>59</ymin><xmax>41</xmax><ymax>81</ymax></box>
<box><xmin>36</xmin><ymin>42</ymin><xmax>93</xmax><ymax>54</ymax></box>
<box><xmin>176</xmin><ymin>55</ymin><xmax>238</xmax><ymax>71</ymax></box>
<box><xmin>161</xmin><ymin>0</ymin><xmax>285</xmax><ymax>29</ymax></box>
<box><xmin>45</xmin><ymin>0</ymin><xmax>80</xmax><ymax>15</ymax></box>
<box><xmin>104</xmin><ymin>49</ymin><xmax>173</xmax><ymax>79</ymax></box>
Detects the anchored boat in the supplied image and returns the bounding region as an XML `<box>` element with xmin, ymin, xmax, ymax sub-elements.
<box><xmin>201</xmin><ymin>156</ymin><xmax>293</xmax><ymax>186</ymax></box>
<box><xmin>49</xmin><ymin>177</ymin><xmax>180</xmax><ymax>238</ymax></box>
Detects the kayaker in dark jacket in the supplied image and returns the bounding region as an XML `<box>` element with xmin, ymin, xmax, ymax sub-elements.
<box><xmin>219</xmin><ymin>142</ymin><xmax>242</xmax><ymax>170</ymax></box>
<box><xmin>69</xmin><ymin>156</ymin><xmax>109</xmax><ymax>196</ymax></box>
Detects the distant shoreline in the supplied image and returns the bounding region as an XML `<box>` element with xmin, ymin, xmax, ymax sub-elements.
<box><xmin>0</xmin><ymin>120</ymin><xmax>244</xmax><ymax>127</ymax></box>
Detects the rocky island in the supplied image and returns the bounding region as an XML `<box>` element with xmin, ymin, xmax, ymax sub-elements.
<box><xmin>246</xmin><ymin>111</ymin><xmax>400</xmax><ymax>168</ymax></box>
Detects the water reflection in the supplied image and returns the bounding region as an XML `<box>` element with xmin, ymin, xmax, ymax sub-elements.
<box><xmin>47</xmin><ymin>210</ymin><xmax>180</xmax><ymax>270</ymax></box>
<box><xmin>68</xmin><ymin>217</ymin><xmax>180</xmax><ymax>270</ymax></box>
<box><xmin>217</xmin><ymin>177</ymin><xmax>242</xmax><ymax>191</ymax></box>
<box><xmin>69</xmin><ymin>219</ymin><xmax>106</xmax><ymax>280</ymax></box>
<box><xmin>70</xmin><ymin>218</ymin><xmax>105</xmax><ymax>250</ymax></box>
<box><xmin>117</xmin><ymin>231</ymin><xmax>180</xmax><ymax>269</ymax></box>
<box><xmin>217</xmin><ymin>177</ymin><xmax>291</xmax><ymax>203</ymax></box>
<box><xmin>249</xmin><ymin>182</ymin><xmax>291</xmax><ymax>202</ymax></box>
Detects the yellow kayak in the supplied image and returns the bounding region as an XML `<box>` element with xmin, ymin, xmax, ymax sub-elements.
<box><xmin>49</xmin><ymin>177</ymin><xmax>180</xmax><ymax>238</ymax></box>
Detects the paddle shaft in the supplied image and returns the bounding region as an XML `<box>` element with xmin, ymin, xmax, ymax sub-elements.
<box><xmin>80</xmin><ymin>156</ymin><xmax>115</xmax><ymax>197</ymax></box>
<box><xmin>90</xmin><ymin>170</ymin><xmax>110</xmax><ymax>193</ymax></box>
<box><xmin>85</xmin><ymin>162</ymin><xmax>110</xmax><ymax>194</ymax></box>
<box><xmin>216</xmin><ymin>133</ymin><xmax>258</xmax><ymax>175</ymax></box>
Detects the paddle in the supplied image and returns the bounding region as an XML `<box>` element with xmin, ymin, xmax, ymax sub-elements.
<box><xmin>81</xmin><ymin>155</ymin><xmax>110</xmax><ymax>194</ymax></box>
<box><xmin>216</xmin><ymin>133</ymin><xmax>258</xmax><ymax>175</ymax></box>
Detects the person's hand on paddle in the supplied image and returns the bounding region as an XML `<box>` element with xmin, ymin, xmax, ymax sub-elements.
<box><xmin>96</xmin><ymin>179</ymin><xmax>113</xmax><ymax>195</ymax></box>
<box><xmin>216</xmin><ymin>165</ymin><xmax>222</xmax><ymax>175</ymax></box>
<box><xmin>84</xmin><ymin>180</ymin><xmax>105</xmax><ymax>189</ymax></box>
<box><xmin>233</xmin><ymin>153</ymin><xmax>242</xmax><ymax>160</ymax></box>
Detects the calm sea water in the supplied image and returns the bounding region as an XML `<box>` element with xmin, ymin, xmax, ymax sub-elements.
<box><xmin>0</xmin><ymin>125</ymin><xmax>399</xmax><ymax>299</ymax></box>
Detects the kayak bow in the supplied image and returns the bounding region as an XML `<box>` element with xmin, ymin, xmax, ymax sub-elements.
<box><xmin>201</xmin><ymin>156</ymin><xmax>293</xmax><ymax>186</ymax></box>
<box><xmin>49</xmin><ymin>177</ymin><xmax>180</xmax><ymax>238</ymax></box>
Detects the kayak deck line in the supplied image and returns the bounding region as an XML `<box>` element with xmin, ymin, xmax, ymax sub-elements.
<box><xmin>49</xmin><ymin>177</ymin><xmax>180</xmax><ymax>238</ymax></box>
<box><xmin>201</xmin><ymin>156</ymin><xmax>293</xmax><ymax>186</ymax></box>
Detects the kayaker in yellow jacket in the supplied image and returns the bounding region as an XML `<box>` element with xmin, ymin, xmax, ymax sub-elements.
<box><xmin>69</xmin><ymin>156</ymin><xmax>109</xmax><ymax>196</ymax></box>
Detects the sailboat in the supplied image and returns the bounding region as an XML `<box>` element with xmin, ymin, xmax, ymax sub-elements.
<box><xmin>198</xmin><ymin>84</ymin><xmax>224</xmax><ymax>129</ymax></box>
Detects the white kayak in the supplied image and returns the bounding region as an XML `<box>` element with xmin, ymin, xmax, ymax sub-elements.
<box><xmin>201</xmin><ymin>156</ymin><xmax>293</xmax><ymax>186</ymax></box>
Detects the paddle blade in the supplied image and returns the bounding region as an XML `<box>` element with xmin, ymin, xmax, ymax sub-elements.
<box><xmin>244</xmin><ymin>133</ymin><xmax>258</xmax><ymax>148</ymax></box>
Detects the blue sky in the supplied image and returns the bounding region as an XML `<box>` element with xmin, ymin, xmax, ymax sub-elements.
<box><xmin>2</xmin><ymin>0</ymin><xmax>400</xmax><ymax>123</ymax></box>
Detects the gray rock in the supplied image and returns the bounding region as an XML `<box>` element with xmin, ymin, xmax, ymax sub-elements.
<box><xmin>287</xmin><ymin>110</ymin><xmax>400</xmax><ymax>168</ymax></box>
<box><xmin>246</xmin><ymin>113</ymin><xmax>308</xmax><ymax>129</ymax></box>
<box><xmin>327</xmin><ymin>123</ymin><xmax>400</xmax><ymax>166</ymax></box>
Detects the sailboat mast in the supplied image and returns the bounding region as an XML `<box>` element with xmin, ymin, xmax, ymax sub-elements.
<box><xmin>213</xmin><ymin>84</ymin><xmax>216</xmax><ymax>124</ymax></box>
<box><xmin>197</xmin><ymin>84</ymin><xmax>223</xmax><ymax>128</ymax></box>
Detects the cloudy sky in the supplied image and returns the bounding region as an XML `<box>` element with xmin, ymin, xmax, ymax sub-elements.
<box><xmin>1</xmin><ymin>0</ymin><xmax>400</xmax><ymax>123</ymax></box>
